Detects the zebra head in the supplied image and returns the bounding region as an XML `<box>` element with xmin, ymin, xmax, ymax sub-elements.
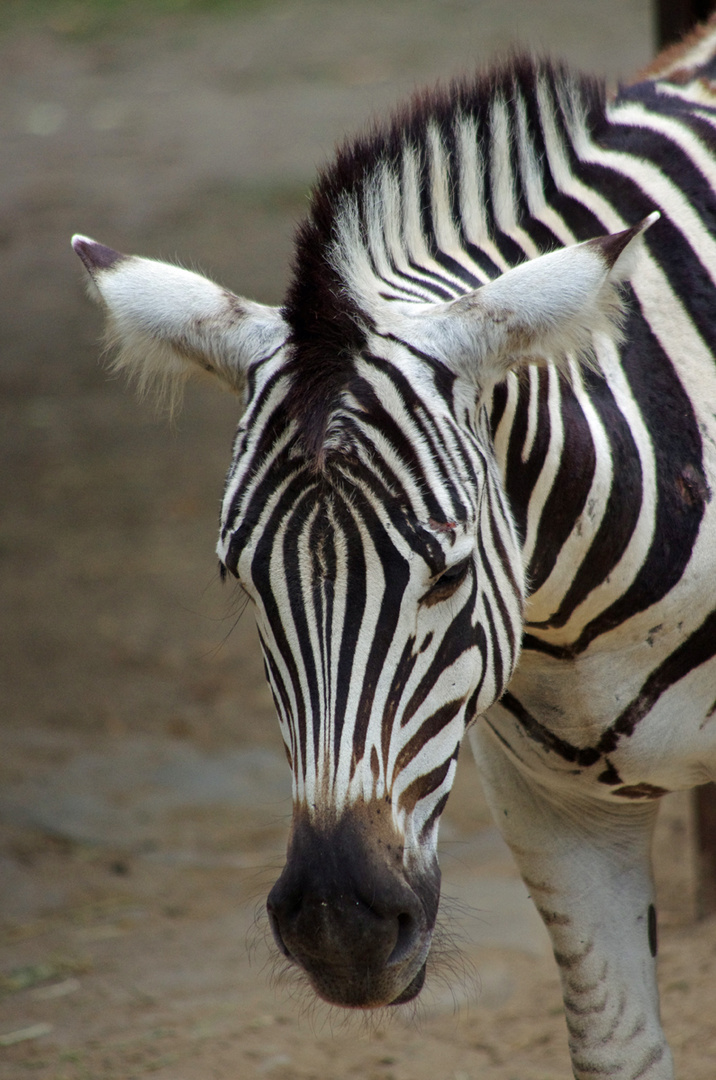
<box><xmin>73</xmin><ymin>208</ymin><xmax>650</xmax><ymax>1008</ymax></box>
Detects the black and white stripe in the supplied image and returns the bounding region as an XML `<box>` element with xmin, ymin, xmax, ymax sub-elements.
<box><xmin>219</xmin><ymin>55</ymin><xmax>716</xmax><ymax>817</ymax></box>
<box><xmin>75</xmin><ymin>30</ymin><xmax>716</xmax><ymax>1073</ymax></box>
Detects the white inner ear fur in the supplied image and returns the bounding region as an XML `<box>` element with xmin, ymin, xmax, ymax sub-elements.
<box><xmin>376</xmin><ymin>214</ymin><xmax>658</xmax><ymax>387</ymax></box>
<box><xmin>85</xmin><ymin>252</ymin><xmax>287</xmax><ymax>411</ymax></box>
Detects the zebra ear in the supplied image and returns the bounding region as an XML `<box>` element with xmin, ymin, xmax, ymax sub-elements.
<box><xmin>72</xmin><ymin>236</ymin><xmax>287</xmax><ymax>412</ymax></box>
<box><xmin>391</xmin><ymin>213</ymin><xmax>659</xmax><ymax>385</ymax></box>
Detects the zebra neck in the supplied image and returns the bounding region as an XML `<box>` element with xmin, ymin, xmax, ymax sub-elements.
<box><xmin>325</xmin><ymin>58</ymin><xmax>604</xmax><ymax>312</ymax></box>
<box><xmin>488</xmin><ymin>347</ymin><xmax>644</xmax><ymax>647</ymax></box>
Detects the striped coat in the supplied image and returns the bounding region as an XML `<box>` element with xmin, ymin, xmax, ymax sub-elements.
<box><xmin>73</xmin><ymin>21</ymin><xmax>716</xmax><ymax>1080</ymax></box>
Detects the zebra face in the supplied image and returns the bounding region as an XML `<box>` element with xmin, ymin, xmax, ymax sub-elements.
<box><xmin>73</xmin><ymin>214</ymin><xmax>650</xmax><ymax>1009</ymax></box>
<box><xmin>217</xmin><ymin>352</ymin><xmax>525</xmax><ymax>1007</ymax></box>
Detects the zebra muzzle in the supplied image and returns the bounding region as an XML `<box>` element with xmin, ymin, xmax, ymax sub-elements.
<box><xmin>266</xmin><ymin>806</ymin><xmax>440</xmax><ymax>1007</ymax></box>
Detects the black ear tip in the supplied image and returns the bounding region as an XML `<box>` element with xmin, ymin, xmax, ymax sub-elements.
<box><xmin>588</xmin><ymin>211</ymin><xmax>660</xmax><ymax>268</ymax></box>
<box><xmin>72</xmin><ymin>234</ymin><xmax>126</xmax><ymax>273</ymax></box>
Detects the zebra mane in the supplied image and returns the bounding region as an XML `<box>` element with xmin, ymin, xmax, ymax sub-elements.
<box><xmin>282</xmin><ymin>55</ymin><xmax>608</xmax><ymax>460</ymax></box>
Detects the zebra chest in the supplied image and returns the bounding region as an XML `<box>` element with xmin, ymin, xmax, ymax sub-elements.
<box><xmin>486</xmin><ymin>631</ymin><xmax>716</xmax><ymax>799</ymax></box>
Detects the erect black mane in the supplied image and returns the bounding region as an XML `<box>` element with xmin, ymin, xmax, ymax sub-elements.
<box><xmin>282</xmin><ymin>54</ymin><xmax>608</xmax><ymax>462</ymax></box>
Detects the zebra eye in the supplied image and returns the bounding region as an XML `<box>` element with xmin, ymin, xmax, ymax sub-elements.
<box><xmin>422</xmin><ymin>557</ymin><xmax>471</xmax><ymax>605</ymax></box>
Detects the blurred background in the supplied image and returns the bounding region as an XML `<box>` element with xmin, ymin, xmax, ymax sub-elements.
<box><xmin>1</xmin><ymin>2</ymin><xmax>714</xmax><ymax>1079</ymax></box>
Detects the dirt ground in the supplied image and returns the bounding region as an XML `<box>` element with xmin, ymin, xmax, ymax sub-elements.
<box><xmin>1</xmin><ymin>2</ymin><xmax>715</xmax><ymax>1078</ymax></box>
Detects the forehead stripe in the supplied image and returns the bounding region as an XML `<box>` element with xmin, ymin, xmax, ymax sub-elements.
<box><xmin>361</xmin><ymin>353</ymin><xmax>472</xmax><ymax>519</ymax></box>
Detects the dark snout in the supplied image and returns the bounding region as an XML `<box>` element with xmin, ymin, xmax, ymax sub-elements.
<box><xmin>267</xmin><ymin>807</ymin><xmax>440</xmax><ymax>1008</ymax></box>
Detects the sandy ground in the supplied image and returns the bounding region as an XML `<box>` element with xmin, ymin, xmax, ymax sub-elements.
<box><xmin>1</xmin><ymin>2</ymin><xmax>715</xmax><ymax>1078</ymax></box>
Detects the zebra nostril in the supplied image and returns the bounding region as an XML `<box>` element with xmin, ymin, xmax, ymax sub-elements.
<box><xmin>267</xmin><ymin>903</ymin><xmax>292</xmax><ymax>958</ymax></box>
<box><xmin>267</xmin><ymin>885</ymin><xmax>302</xmax><ymax>959</ymax></box>
<box><xmin>388</xmin><ymin>911</ymin><xmax>418</xmax><ymax>966</ymax></box>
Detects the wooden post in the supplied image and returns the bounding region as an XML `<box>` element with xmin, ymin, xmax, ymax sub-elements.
<box><xmin>695</xmin><ymin>783</ymin><xmax>716</xmax><ymax>918</ymax></box>
<box><xmin>655</xmin><ymin>0</ymin><xmax>716</xmax><ymax>49</ymax></box>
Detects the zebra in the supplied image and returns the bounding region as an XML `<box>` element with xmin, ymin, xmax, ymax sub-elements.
<box><xmin>71</xmin><ymin>22</ymin><xmax>716</xmax><ymax>1080</ymax></box>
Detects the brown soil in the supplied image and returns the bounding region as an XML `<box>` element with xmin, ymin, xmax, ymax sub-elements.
<box><xmin>1</xmin><ymin>4</ymin><xmax>714</xmax><ymax>1078</ymax></box>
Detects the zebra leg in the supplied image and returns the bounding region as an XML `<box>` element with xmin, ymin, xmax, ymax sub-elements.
<box><xmin>468</xmin><ymin>722</ymin><xmax>674</xmax><ymax>1080</ymax></box>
